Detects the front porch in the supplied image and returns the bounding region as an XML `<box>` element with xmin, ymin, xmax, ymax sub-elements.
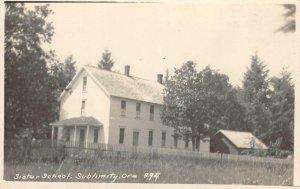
<box><xmin>50</xmin><ymin>116</ymin><xmax>103</xmax><ymax>148</ymax></box>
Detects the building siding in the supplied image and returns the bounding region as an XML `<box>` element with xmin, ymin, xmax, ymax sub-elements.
<box><xmin>59</xmin><ymin>69</ymin><xmax>110</xmax><ymax>143</ymax></box>
<box><xmin>57</xmin><ymin>67</ymin><xmax>210</xmax><ymax>152</ymax></box>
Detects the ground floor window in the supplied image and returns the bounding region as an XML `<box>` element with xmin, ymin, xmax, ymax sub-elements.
<box><xmin>161</xmin><ymin>131</ymin><xmax>166</xmax><ymax>147</ymax></box>
<box><xmin>119</xmin><ymin>128</ymin><xmax>125</xmax><ymax>144</ymax></box>
<box><xmin>148</xmin><ymin>130</ymin><xmax>153</xmax><ymax>146</ymax></box>
<box><xmin>133</xmin><ymin>131</ymin><xmax>139</xmax><ymax>146</ymax></box>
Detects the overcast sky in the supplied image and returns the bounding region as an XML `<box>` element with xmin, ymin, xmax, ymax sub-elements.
<box><xmin>38</xmin><ymin>2</ymin><xmax>296</xmax><ymax>86</ymax></box>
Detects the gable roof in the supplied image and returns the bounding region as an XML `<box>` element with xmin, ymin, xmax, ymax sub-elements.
<box><xmin>50</xmin><ymin>116</ymin><xmax>103</xmax><ymax>126</ymax></box>
<box><xmin>216</xmin><ymin>130</ymin><xmax>268</xmax><ymax>150</ymax></box>
<box><xmin>84</xmin><ymin>65</ymin><xmax>165</xmax><ymax>104</ymax></box>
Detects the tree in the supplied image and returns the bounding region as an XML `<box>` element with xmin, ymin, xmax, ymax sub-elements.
<box><xmin>50</xmin><ymin>55</ymin><xmax>76</xmax><ymax>94</ymax></box>
<box><xmin>161</xmin><ymin>62</ymin><xmax>233</xmax><ymax>151</ymax></box>
<box><xmin>97</xmin><ymin>49</ymin><xmax>114</xmax><ymax>71</ymax></box>
<box><xmin>5</xmin><ymin>3</ymin><xmax>56</xmax><ymax>139</ymax></box>
<box><xmin>268</xmin><ymin>69</ymin><xmax>294</xmax><ymax>150</ymax></box>
<box><xmin>277</xmin><ymin>4</ymin><xmax>296</xmax><ymax>33</ymax></box>
<box><xmin>241</xmin><ymin>53</ymin><xmax>272</xmax><ymax>137</ymax></box>
<box><xmin>221</xmin><ymin>87</ymin><xmax>248</xmax><ymax>131</ymax></box>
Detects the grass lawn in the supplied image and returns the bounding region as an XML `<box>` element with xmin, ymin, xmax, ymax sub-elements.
<box><xmin>4</xmin><ymin>155</ymin><xmax>293</xmax><ymax>185</ymax></box>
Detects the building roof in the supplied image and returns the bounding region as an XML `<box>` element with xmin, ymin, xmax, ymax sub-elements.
<box><xmin>216</xmin><ymin>129</ymin><xmax>268</xmax><ymax>150</ymax></box>
<box><xmin>50</xmin><ymin>116</ymin><xmax>103</xmax><ymax>126</ymax></box>
<box><xmin>84</xmin><ymin>65</ymin><xmax>165</xmax><ymax>104</ymax></box>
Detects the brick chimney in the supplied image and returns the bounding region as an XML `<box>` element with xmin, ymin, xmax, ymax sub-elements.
<box><xmin>124</xmin><ymin>65</ymin><xmax>130</xmax><ymax>76</ymax></box>
<box><xmin>157</xmin><ymin>74</ymin><xmax>163</xmax><ymax>84</ymax></box>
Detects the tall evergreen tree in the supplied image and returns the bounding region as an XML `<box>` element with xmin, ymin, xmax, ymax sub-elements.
<box><xmin>97</xmin><ymin>49</ymin><xmax>114</xmax><ymax>71</ymax></box>
<box><xmin>5</xmin><ymin>3</ymin><xmax>56</xmax><ymax>139</ymax></box>
<box><xmin>242</xmin><ymin>53</ymin><xmax>272</xmax><ymax>137</ymax></box>
<box><xmin>268</xmin><ymin>69</ymin><xmax>294</xmax><ymax>150</ymax></box>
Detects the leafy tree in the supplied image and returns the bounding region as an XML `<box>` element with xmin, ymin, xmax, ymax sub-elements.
<box><xmin>97</xmin><ymin>49</ymin><xmax>115</xmax><ymax>71</ymax></box>
<box><xmin>161</xmin><ymin>62</ymin><xmax>233</xmax><ymax>151</ymax></box>
<box><xmin>221</xmin><ymin>87</ymin><xmax>248</xmax><ymax>131</ymax></box>
<box><xmin>5</xmin><ymin>3</ymin><xmax>56</xmax><ymax>139</ymax></box>
<box><xmin>277</xmin><ymin>4</ymin><xmax>296</xmax><ymax>33</ymax></box>
<box><xmin>50</xmin><ymin>55</ymin><xmax>76</xmax><ymax>94</ymax></box>
<box><xmin>267</xmin><ymin>69</ymin><xmax>294</xmax><ymax>150</ymax></box>
<box><xmin>241</xmin><ymin>53</ymin><xmax>272</xmax><ymax>137</ymax></box>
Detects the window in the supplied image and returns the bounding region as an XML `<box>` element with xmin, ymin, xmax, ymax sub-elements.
<box><xmin>119</xmin><ymin>128</ymin><xmax>125</xmax><ymax>144</ymax></box>
<box><xmin>173</xmin><ymin>136</ymin><xmax>178</xmax><ymax>148</ymax></box>
<box><xmin>81</xmin><ymin>100</ymin><xmax>86</xmax><ymax>116</ymax></box>
<box><xmin>150</xmin><ymin>105</ymin><xmax>154</xmax><ymax>120</ymax></box>
<box><xmin>94</xmin><ymin>128</ymin><xmax>99</xmax><ymax>143</ymax></box>
<box><xmin>82</xmin><ymin>76</ymin><xmax>87</xmax><ymax>92</ymax></box>
<box><xmin>148</xmin><ymin>130</ymin><xmax>153</xmax><ymax>146</ymax></box>
<box><xmin>121</xmin><ymin>100</ymin><xmax>126</xmax><ymax>116</ymax></box>
<box><xmin>133</xmin><ymin>131</ymin><xmax>139</xmax><ymax>146</ymax></box>
<box><xmin>136</xmin><ymin>103</ymin><xmax>141</xmax><ymax>119</ymax></box>
<box><xmin>161</xmin><ymin>131</ymin><xmax>166</xmax><ymax>147</ymax></box>
<box><xmin>65</xmin><ymin>128</ymin><xmax>71</xmax><ymax>142</ymax></box>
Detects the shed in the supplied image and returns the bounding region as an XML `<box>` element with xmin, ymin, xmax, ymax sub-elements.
<box><xmin>210</xmin><ymin>129</ymin><xmax>268</xmax><ymax>155</ymax></box>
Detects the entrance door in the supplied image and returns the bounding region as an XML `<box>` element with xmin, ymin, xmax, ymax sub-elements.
<box><xmin>79</xmin><ymin>129</ymin><xmax>85</xmax><ymax>147</ymax></box>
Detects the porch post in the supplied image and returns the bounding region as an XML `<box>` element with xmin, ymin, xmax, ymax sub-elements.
<box><xmin>86</xmin><ymin>125</ymin><xmax>90</xmax><ymax>149</ymax></box>
<box><xmin>73</xmin><ymin>125</ymin><xmax>77</xmax><ymax>145</ymax></box>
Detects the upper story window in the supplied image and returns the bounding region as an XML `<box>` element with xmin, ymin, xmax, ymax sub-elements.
<box><xmin>121</xmin><ymin>100</ymin><xmax>126</xmax><ymax>116</ymax></box>
<box><xmin>81</xmin><ymin>100</ymin><xmax>86</xmax><ymax>116</ymax></box>
<box><xmin>82</xmin><ymin>76</ymin><xmax>87</xmax><ymax>92</ymax></box>
<box><xmin>150</xmin><ymin>105</ymin><xmax>154</xmax><ymax>120</ymax></box>
<box><xmin>136</xmin><ymin>103</ymin><xmax>141</xmax><ymax>119</ymax></box>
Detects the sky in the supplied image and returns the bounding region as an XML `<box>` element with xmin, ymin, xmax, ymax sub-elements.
<box><xmin>36</xmin><ymin>2</ymin><xmax>296</xmax><ymax>87</ymax></box>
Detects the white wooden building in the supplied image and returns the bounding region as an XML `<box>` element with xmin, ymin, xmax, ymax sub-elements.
<box><xmin>50</xmin><ymin>65</ymin><xmax>210</xmax><ymax>151</ymax></box>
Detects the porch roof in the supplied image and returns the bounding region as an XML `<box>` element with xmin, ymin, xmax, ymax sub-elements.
<box><xmin>50</xmin><ymin>116</ymin><xmax>103</xmax><ymax>127</ymax></box>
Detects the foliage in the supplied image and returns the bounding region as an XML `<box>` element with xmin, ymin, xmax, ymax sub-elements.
<box><xmin>49</xmin><ymin>55</ymin><xmax>77</xmax><ymax>95</ymax></box>
<box><xmin>97</xmin><ymin>49</ymin><xmax>115</xmax><ymax>71</ymax></box>
<box><xmin>277</xmin><ymin>4</ymin><xmax>296</xmax><ymax>33</ymax></box>
<box><xmin>241</xmin><ymin>54</ymin><xmax>272</xmax><ymax>137</ymax></box>
<box><xmin>5</xmin><ymin>3</ymin><xmax>56</xmax><ymax>140</ymax></box>
<box><xmin>267</xmin><ymin>69</ymin><xmax>294</xmax><ymax>150</ymax></box>
<box><xmin>161</xmin><ymin>61</ymin><xmax>241</xmax><ymax>150</ymax></box>
<box><xmin>5</xmin><ymin>3</ymin><xmax>76</xmax><ymax>140</ymax></box>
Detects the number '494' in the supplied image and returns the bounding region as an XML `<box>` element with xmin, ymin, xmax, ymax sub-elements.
<box><xmin>144</xmin><ymin>172</ymin><xmax>161</xmax><ymax>182</ymax></box>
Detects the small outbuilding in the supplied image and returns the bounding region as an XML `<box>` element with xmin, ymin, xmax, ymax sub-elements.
<box><xmin>210</xmin><ymin>129</ymin><xmax>268</xmax><ymax>155</ymax></box>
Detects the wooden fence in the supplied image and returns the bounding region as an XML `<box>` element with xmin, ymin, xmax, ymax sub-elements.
<box><xmin>4</xmin><ymin>139</ymin><xmax>293</xmax><ymax>165</ymax></box>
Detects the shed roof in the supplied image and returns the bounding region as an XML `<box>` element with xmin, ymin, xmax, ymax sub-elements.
<box><xmin>84</xmin><ymin>65</ymin><xmax>165</xmax><ymax>104</ymax></box>
<box><xmin>50</xmin><ymin>116</ymin><xmax>103</xmax><ymax>126</ymax></box>
<box><xmin>217</xmin><ymin>130</ymin><xmax>268</xmax><ymax>150</ymax></box>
